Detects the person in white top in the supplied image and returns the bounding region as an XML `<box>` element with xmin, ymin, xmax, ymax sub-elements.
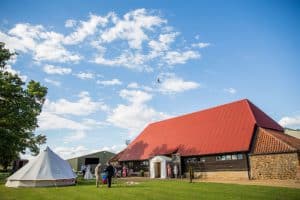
<box><xmin>173</xmin><ymin>165</ymin><xmax>178</xmax><ymax>178</ymax></box>
<box><xmin>84</xmin><ymin>165</ymin><xmax>93</xmax><ymax>180</ymax></box>
<box><xmin>95</xmin><ymin>163</ymin><xmax>102</xmax><ymax>187</ymax></box>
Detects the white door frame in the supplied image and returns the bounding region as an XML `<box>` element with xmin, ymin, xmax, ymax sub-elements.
<box><xmin>150</xmin><ymin>156</ymin><xmax>172</xmax><ymax>179</ymax></box>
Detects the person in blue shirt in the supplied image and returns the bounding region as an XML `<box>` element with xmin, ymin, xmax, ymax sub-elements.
<box><xmin>104</xmin><ymin>162</ymin><xmax>114</xmax><ymax>188</ymax></box>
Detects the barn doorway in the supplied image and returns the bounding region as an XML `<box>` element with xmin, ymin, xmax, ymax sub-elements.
<box><xmin>150</xmin><ymin>156</ymin><xmax>172</xmax><ymax>179</ymax></box>
<box><xmin>154</xmin><ymin>162</ymin><xmax>161</xmax><ymax>178</ymax></box>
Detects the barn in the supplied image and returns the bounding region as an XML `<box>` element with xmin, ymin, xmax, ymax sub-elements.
<box><xmin>115</xmin><ymin>99</ymin><xmax>300</xmax><ymax>180</ymax></box>
<box><xmin>67</xmin><ymin>151</ymin><xmax>115</xmax><ymax>174</ymax></box>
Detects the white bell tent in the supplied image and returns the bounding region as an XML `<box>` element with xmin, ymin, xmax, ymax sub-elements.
<box><xmin>5</xmin><ymin>147</ymin><xmax>76</xmax><ymax>187</ymax></box>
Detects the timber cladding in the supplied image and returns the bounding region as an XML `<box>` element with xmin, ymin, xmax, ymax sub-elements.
<box><xmin>181</xmin><ymin>153</ymin><xmax>248</xmax><ymax>173</ymax></box>
<box><xmin>249</xmin><ymin>153</ymin><xmax>299</xmax><ymax>180</ymax></box>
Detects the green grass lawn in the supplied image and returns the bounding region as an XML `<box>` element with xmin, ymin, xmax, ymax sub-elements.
<box><xmin>0</xmin><ymin>177</ymin><xmax>299</xmax><ymax>200</ymax></box>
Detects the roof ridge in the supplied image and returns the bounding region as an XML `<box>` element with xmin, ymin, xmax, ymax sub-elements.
<box><xmin>245</xmin><ymin>99</ymin><xmax>257</xmax><ymax>124</ymax></box>
<box><xmin>246</xmin><ymin>100</ymin><xmax>283</xmax><ymax>131</ymax></box>
<box><xmin>67</xmin><ymin>150</ymin><xmax>113</xmax><ymax>160</ymax></box>
<box><xmin>261</xmin><ymin>128</ymin><xmax>296</xmax><ymax>151</ymax></box>
<box><xmin>149</xmin><ymin>98</ymin><xmax>250</xmax><ymax>126</ymax></box>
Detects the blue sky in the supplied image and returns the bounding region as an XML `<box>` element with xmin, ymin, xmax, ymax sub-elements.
<box><xmin>1</xmin><ymin>0</ymin><xmax>300</xmax><ymax>158</ymax></box>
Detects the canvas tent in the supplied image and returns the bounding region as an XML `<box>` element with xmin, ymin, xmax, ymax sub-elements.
<box><xmin>5</xmin><ymin>147</ymin><xmax>76</xmax><ymax>187</ymax></box>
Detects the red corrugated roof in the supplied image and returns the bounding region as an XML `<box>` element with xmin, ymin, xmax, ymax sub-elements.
<box><xmin>247</xmin><ymin>101</ymin><xmax>283</xmax><ymax>131</ymax></box>
<box><xmin>252</xmin><ymin>128</ymin><xmax>299</xmax><ymax>155</ymax></box>
<box><xmin>119</xmin><ymin>99</ymin><xmax>283</xmax><ymax>161</ymax></box>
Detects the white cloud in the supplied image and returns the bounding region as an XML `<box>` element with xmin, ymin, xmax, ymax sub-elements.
<box><xmin>1</xmin><ymin>9</ymin><xmax>204</xmax><ymax>70</ymax></box>
<box><xmin>127</xmin><ymin>82</ymin><xmax>139</xmax><ymax>89</ymax></box>
<box><xmin>148</xmin><ymin>32</ymin><xmax>179</xmax><ymax>52</ymax></box>
<box><xmin>127</xmin><ymin>82</ymin><xmax>153</xmax><ymax>92</ymax></box>
<box><xmin>43</xmin><ymin>64</ymin><xmax>72</xmax><ymax>75</ymax></box>
<box><xmin>97</xmin><ymin>78</ymin><xmax>122</xmax><ymax>86</ymax></box>
<box><xmin>107</xmin><ymin>89</ymin><xmax>169</xmax><ymax>136</ymax></box>
<box><xmin>38</xmin><ymin>112</ymin><xmax>89</xmax><ymax>131</ymax></box>
<box><xmin>75</xmin><ymin>72</ymin><xmax>95</xmax><ymax>79</ymax></box>
<box><xmin>78</xmin><ymin>91</ymin><xmax>89</xmax><ymax>98</ymax></box>
<box><xmin>192</xmin><ymin>42</ymin><xmax>211</xmax><ymax>48</ymax></box>
<box><xmin>44</xmin><ymin>91</ymin><xmax>108</xmax><ymax>116</ymax></box>
<box><xmin>92</xmin><ymin>10</ymin><xmax>202</xmax><ymax>70</ymax></box>
<box><xmin>44</xmin><ymin>78</ymin><xmax>61</xmax><ymax>86</ymax></box>
<box><xmin>157</xmin><ymin>73</ymin><xmax>200</xmax><ymax>94</ymax></box>
<box><xmin>54</xmin><ymin>144</ymin><xmax>126</xmax><ymax>159</ymax></box>
<box><xmin>36</xmin><ymin>31</ymin><xmax>81</xmax><ymax>63</ymax></box>
<box><xmin>93</xmin><ymin>51</ymin><xmax>152</xmax><ymax>71</ymax></box>
<box><xmin>0</xmin><ymin>23</ymin><xmax>81</xmax><ymax>63</ymax></box>
<box><xmin>119</xmin><ymin>89</ymin><xmax>152</xmax><ymax>104</ymax></box>
<box><xmin>107</xmin><ymin>104</ymin><xmax>168</xmax><ymax>137</ymax></box>
<box><xmin>224</xmin><ymin>88</ymin><xmax>237</xmax><ymax>94</ymax></box>
<box><xmin>164</xmin><ymin>50</ymin><xmax>200</xmax><ymax>65</ymax></box>
<box><xmin>101</xmin><ymin>9</ymin><xmax>166</xmax><ymax>49</ymax></box>
<box><xmin>82</xmin><ymin>118</ymin><xmax>108</xmax><ymax>128</ymax></box>
<box><xmin>64</xmin><ymin>13</ymin><xmax>111</xmax><ymax>45</ymax></box>
<box><xmin>65</xmin><ymin>19</ymin><xmax>77</xmax><ymax>28</ymax></box>
<box><xmin>279</xmin><ymin>116</ymin><xmax>300</xmax><ymax>128</ymax></box>
<box><xmin>64</xmin><ymin>131</ymin><xmax>86</xmax><ymax>142</ymax></box>
<box><xmin>0</xmin><ymin>31</ymin><xmax>32</xmax><ymax>53</ymax></box>
<box><xmin>91</xmin><ymin>144</ymin><xmax>127</xmax><ymax>154</ymax></box>
<box><xmin>5</xmin><ymin>23</ymin><xmax>43</xmax><ymax>52</ymax></box>
<box><xmin>54</xmin><ymin>146</ymin><xmax>88</xmax><ymax>159</ymax></box>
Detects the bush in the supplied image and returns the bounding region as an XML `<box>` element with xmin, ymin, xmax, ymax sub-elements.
<box><xmin>140</xmin><ymin>170</ymin><xmax>144</xmax><ymax>177</ymax></box>
<box><xmin>0</xmin><ymin>172</ymin><xmax>10</xmax><ymax>184</ymax></box>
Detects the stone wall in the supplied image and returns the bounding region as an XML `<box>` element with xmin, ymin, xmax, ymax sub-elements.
<box><xmin>185</xmin><ymin>171</ymin><xmax>249</xmax><ymax>180</ymax></box>
<box><xmin>249</xmin><ymin>153</ymin><xmax>299</xmax><ymax>180</ymax></box>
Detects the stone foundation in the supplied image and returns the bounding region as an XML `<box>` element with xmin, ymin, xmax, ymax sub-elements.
<box><xmin>185</xmin><ymin>171</ymin><xmax>249</xmax><ymax>180</ymax></box>
<box><xmin>249</xmin><ymin>153</ymin><xmax>299</xmax><ymax>180</ymax></box>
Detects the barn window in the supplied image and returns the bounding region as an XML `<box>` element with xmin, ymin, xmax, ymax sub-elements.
<box><xmin>142</xmin><ymin>161</ymin><xmax>149</xmax><ymax>166</ymax></box>
<box><xmin>232</xmin><ymin>154</ymin><xmax>238</xmax><ymax>160</ymax></box>
<box><xmin>226</xmin><ymin>155</ymin><xmax>232</xmax><ymax>160</ymax></box>
<box><xmin>237</xmin><ymin>154</ymin><xmax>243</xmax><ymax>160</ymax></box>
<box><xmin>217</xmin><ymin>154</ymin><xmax>239</xmax><ymax>161</ymax></box>
<box><xmin>128</xmin><ymin>162</ymin><xmax>133</xmax><ymax>168</ymax></box>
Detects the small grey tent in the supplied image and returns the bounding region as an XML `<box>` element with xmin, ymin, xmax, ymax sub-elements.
<box><xmin>5</xmin><ymin>147</ymin><xmax>76</xmax><ymax>187</ymax></box>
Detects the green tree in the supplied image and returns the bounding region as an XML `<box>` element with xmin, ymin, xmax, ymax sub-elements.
<box><xmin>0</xmin><ymin>42</ymin><xmax>48</xmax><ymax>170</ymax></box>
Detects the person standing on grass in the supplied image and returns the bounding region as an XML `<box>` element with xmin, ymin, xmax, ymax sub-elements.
<box><xmin>167</xmin><ymin>164</ymin><xmax>172</xmax><ymax>178</ymax></box>
<box><xmin>95</xmin><ymin>163</ymin><xmax>102</xmax><ymax>187</ymax></box>
<box><xmin>173</xmin><ymin>164</ymin><xmax>178</xmax><ymax>178</ymax></box>
<box><xmin>104</xmin><ymin>162</ymin><xmax>114</xmax><ymax>188</ymax></box>
<box><xmin>81</xmin><ymin>164</ymin><xmax>86</xmax><ymax>177</ymax></box>
<box><xmin>122</xmin><ymin>165</ymin><xmax>128</xmax><ymax>177</ymax></box>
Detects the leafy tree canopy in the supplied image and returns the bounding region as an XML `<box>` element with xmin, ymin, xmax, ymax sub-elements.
<box><xmin>0</xmin><ymin>42</ymin><xmax>47</xmax><ymax>170</ymax></box>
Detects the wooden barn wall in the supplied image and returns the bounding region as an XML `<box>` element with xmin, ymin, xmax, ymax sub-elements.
<box><xmin>181</xmin><ymin>153</ymin><xmax>248</xmax><ymax>173</ymax></box>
